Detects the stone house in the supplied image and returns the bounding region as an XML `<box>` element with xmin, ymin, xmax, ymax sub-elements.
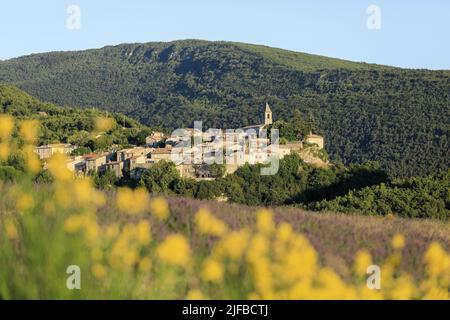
<box><xmin>34</xmin><ymin>144</ymin><xmax>76</xmax><ymax>160</ymax></box>
<box><xmin>84</xmin><ymin>154</ymin><xmax>108</xmax><ymax>174</ymax></box>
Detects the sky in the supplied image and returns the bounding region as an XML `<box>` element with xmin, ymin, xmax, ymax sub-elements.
<box><xmin>0</xmin><ymin>0</ymin><xmax>449</xmax><ymax>69</ymax></box>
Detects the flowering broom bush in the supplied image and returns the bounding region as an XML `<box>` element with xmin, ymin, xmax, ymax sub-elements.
<box><xmin>0</xmin><ymin>116</ymin><xmax>449</xmax><ymax>299</ymax></box>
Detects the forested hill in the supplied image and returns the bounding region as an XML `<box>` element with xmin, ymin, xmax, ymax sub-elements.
<box><xmin>0</xmin><ymin>85</ymin><xmax>152</xmax><ymax>148</ymax></box>
<box><xmin>0</xmin><ymin>40</ymin><xmax>449</xmax><ymax>177</ymax></box>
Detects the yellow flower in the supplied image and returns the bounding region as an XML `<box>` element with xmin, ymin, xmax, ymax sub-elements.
<box><xmin>202</xmin><ymin>258</ymin><xmax>224</xmax><ymax>283</ymax></box>
<box><xmin>195</xmin><ymin>207</ymin><xmax>228</xmax><ymax>237</ymax></box>
<box><xmin>213</xmin><ymin>229</ymin><xmax>250</xmax><ymax>261</ymax></box>
<box><xmin>157</xmin><ymin>234</ymin><xmax>190</xmax><ymax>267</ymax></box>
<box><xmin>105</xmin><ymin>223</ymin><xmax>120</xmax><ymax>239</ymax></box>
<box><xmin>149</xmin><ymin>196</ymin><xmax>169</xmax><ymax>220</ymax></box>
<box><xmin>186</xmin><ymin>289</ymin><xmax>205</xmax><ymax>300</ymax></box>
<box><xmin>48</xmin><ymin>153</ymin><xmax>72</xmax><ymax>181</ymax></box>
<box><xmin>391</xmin><ymin>234</ymin><xmax>405</xmax><ymax>250</ymax></box>
<box><xmin>354</xmin><ymin>249</ymin><xmax>373</xmax><ymax>276</ymax></box>
<box><xmin>64</xmin><ymin>215</ymin><xmax>84</xmax><ymax>233</ymax></box>
<box><xmin>276</xmin><ymin>222</ymin><xmax>293</xmax><ymax>242</ymax></box>
<box><xmin>16</xmin><ymin>193</ymin><xmax>35</xmax><ymax>212</ymax></box>
<box><xmin>23</xmin><ymin>145</ymin><xmax>41</xmax><ymax>173</ymax></box>
<box><xmin>247</xmin><ymin>234</ymin><xmax>269</xmax><ymax>263</ymax></box>
<box><xmin>19</xmin><ymin>120</ymin><xmax>39</xmax><ymax>144</ymax></box>
<box><xmin>84</xmin><ymin>218</ymin><xmax>99</xmax><ymax>242</ymax></box>
<box><xmin>136</xmin><ymin>220</ymin><xmax>151</xmax><ymax>245</ymax></box>
<box><xmin>123</xmin><ymin>250</ymin><xmax>138</xmax><ymax>267</ymax></box>
<box><xmin>0</xmin><ymin>142</ymin><xmax>10</xmax><ymax>160</ymax></box>
<box><xmin>0</xmin><ymin>115</ymin><xmax>14</xmax><ymax>140</ymax></box>
<box><xmin>390</xmin><ymin>275</ymin><xmax>415</xmax><ymax>300</ymax></box>
<box><xmin>256</xmin><ymin>209</ymin><xmax>274</xmax><ymax>234</ymax></box>
<box><xmin>116</xmin><ymin>188</ymin><xmax>149</xmax><ymax>215</ymax></box>
<box><xmin>251</xmin><ymin>257</ymin><xmax>273</xmax><ymax>298</ymax></box>
<box><xmin>95</xmin><ymin>117</ymin><xmax>116</xmax><ymax>132</ymax></box>
<box><xmin>139</xmin><ymin>257</ymin><xmax>152</xmax><ymax>272</ymax></box>
<box><xmin>5</xmin><ymin>222</ymin><xmax>19</xmax><ymax>240</ymax></box>
<box><xmin>91</xmin><ymin>264</ymin><xmax>107</xmax><ymax>279</ymax></box>
<box><xmin>72</xmin><ymin>178</ymin><xmax>94</xmax><ymax>204</ymax></box>
<box><xmin>424</xmin><ymin>242</ymin><xmax>450</xmax><ymax>277</ymax></box>
<box><xmin>423</xmin><ymin>287</ymin><xmax>450</xmax><ymax>300</ymax></box>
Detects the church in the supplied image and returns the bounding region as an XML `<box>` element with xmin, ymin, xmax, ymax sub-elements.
<box><xmin>242</xmin><ymin>102</ymin><xmax>324</xmax><ymax>150</ymax></box>
<box><xmin>242</xmin><ymin>102</ymin><xmax>273</xmax><ymax>136</ymax></box>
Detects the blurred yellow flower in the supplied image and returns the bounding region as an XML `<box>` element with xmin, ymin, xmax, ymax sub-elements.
<box><xmin>391</xmin><ymin>234</ymin><xmax>405</xmax><ymax>250</ymax></box>
<box><xmin>72</xmin><ymin>178</ymin><xmax>94</xmax><ymax>204</ymax></box>
<box><xmin>91</xmin><ymin>264</ymin><xmax>107</xmax><ymax>279</ymax></box>
<box><xmin>0</xmin><ymin>142</ymin><xmax>10</xmax><ymax>160</ymax></box>
<box><xmin>5</xmin><ymin>222</ymin><xmax>19</xmax><ymax>240</ymax></box>
<box><xmin>19</xmin><ymin>120</ymin><xmax>39</xmax><ymax>144</ymax></box>
<box><xmin>0</xmin><ymin>115</ymin><xmax>14</xmax><ymax>140</ymax></box>
<box><xmin>202</xmin><ymin>258</ymin><xmax>224</xmax><ymax>283</ymax></box>
<box><xmin>354</xmin><ymin>249</ymin><xmax>373</xmax><ymax>276</ymax></box>
<box><xmin>16</xmin><ymin>193</ymin><xmax>35</xmax><ymax>212</ymax></box>
<box><xmin>157</xmin><ymin>234</ymin><xmax>190</xmax><ymax>267</ymax></box>
<box><xmin>139</xmin><ymin>257</ymin><xmax>152</xmax><ymax>272</ymax></box>
<box><xmin>276</xmin><ymin>222</ymin><xmax>293</xmax><ymax>242</ymax></box>
<box><xmin>116</xmin><ymin>188</ymin><xmax>149</xmax><ymax>215</ymax></box>
<box><xmin>256</xmin><ymin>209</ymin><xmax>274</xmax><ymax>234</ymax></box>
<box><xmin>123</xmin><ymin>250</ymin><xmax>138</xmax><ymax>267</ymax></box>
<box><xmin>186</xmin><ymin>289</ymin><xmax>205</xmax><ymax>300</ymax></box>
<box><xmin>390</xmin><ymin>275</ymin><xmax>415</xmax><ymax>300</ymax></box>
<box><xmin>84</xmin><ymin>218</ymin><xmax>99</xmax><ymax>242</ymax></box>
<box><xmin>95</xmin><ymin>117</ymin><xmax>116</xmax><ymax>132</ymax></box>
<box><xmin>23</xmin><ymin>145</ymin><xmax>41</xmax><ymax>173</ymax></box>
<box><xmin>424</xmin><ymin>242</ymin><xmax>450</xmax><ymax>277</ymax></box>
<box><xmin>64</xmin><ymin>215</ymin><xmax>84</xmax><ymax>233</ymax></box>
<box><xmin>195</xmin><ymin>207</ymin><xmax>227</xmax><ymax>237</ymax></box>
<box><xmin>213</xmin><ymin>229</ymin><xmax>250</xmax><ymax>261</ymax></box>
<box><xmin>105</xmin><ymin>223</ymin><xmax>120</xmax><ymax>239</ymax></box>
<box><xmin>48</xmin><ymin>153</ymin><xmax>72</xmax><ymax>181</ymax></box>
<box><xmin>136</xmin><ymin>220</ymin><xmax>151</xmax><ymax>245</ymax></box>
<box><xmin>149</xmin><ymin>196</ymin><xmax>169</xmax><ymax>220</ymax></box>
<box><xmin>423</xmin><ymin>287</ymin><xmax>450</xmax><ymax>300</ymax></box>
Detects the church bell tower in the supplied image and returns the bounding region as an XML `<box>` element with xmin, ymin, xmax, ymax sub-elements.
<box><xmin>264</xmin><ymin>102</ymin><xmax>272</xmax><ymax>126</ymax></box>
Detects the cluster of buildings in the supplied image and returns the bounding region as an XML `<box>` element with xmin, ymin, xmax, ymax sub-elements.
<box><xmin>34</xmin><ymin>104</ymin><xmax>325</xmax><ymax>180</ymax></box>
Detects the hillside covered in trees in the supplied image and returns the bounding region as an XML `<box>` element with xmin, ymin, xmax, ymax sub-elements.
<box><xmin>133</xmin><ymin>155</ymin><xmax>449</xmax><ymax>220</ymax></box>
<box><xmin>0</xmin><ymin>40</ymin><xmax>449</xmax><ymax>177</ymax></box>
<box><xmin>0</xmin><ymin>85</ymin><xmax>155</xmax><ymax>181</ymax></box>
<box><xmin>0</xmin><ymin>85</ymin><xmax>153</xmax><ymax>148</ymax></box>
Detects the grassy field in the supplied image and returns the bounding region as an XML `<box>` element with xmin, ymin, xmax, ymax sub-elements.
<box><xmin>1</xmin><ymin>179</ymin><xmax>449</xmax><ymax>299</ymax></box>
<box><xmin>153</xmin><ymin>196</ymin><xmax>450</xmax><ymax>281</ymax></box>
<box><xmin>0</xmin><ymin>118</ymin><xmax>449</xmax><ymax>299</ymax></box>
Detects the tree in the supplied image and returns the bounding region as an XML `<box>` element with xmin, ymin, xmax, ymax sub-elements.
<box><xmin>139</xmin><ymin>161</ymin><xmax>180</xmax><ymax>194</ymax></box>
<box><xmin>292</xmin><ymin>109</ymin><xmax>307</xmax><ymax>138</ymax></box>
<box><xmin>208</xmin><ymin>163</ymin><xmax>226</xmax><ymax>178</ymax></box>
<box><xmin>307</xmin><ymin>111</ymin><xmax>317</xmax><ymax>134</ymax></box>
<box><xmin>71</xmin><ymin>146</ymin><xmax>92</xmax><ymax>156</ymax></box>
<box><xmin>93</xmin><ymin>169</ymin><xmax>117</xmax><ymax>189</ymax></box>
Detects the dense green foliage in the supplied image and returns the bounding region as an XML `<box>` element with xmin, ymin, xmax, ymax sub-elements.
<box><xmin>136</xmin><ymin>155</ymin><xmax>449</xmax><ymax>219</ymax></box>
<box><xmin>0</xmin><ymin>85</ymin><xmax>153</xmax><ymax>148</ymax></box>
<box><xmin>0</xmin><ymin>85</ymin><xmax>156</xmax><ymax>179</ymax></box>
<box><xmin>309</xmin><ymin>170</ymin><xmax>450</xmax><ymax>219</ymax></box>
<box><xmin>0</xmin><ymin>40</ymin><xmax>448</xmax><ymax>177</ymax></box>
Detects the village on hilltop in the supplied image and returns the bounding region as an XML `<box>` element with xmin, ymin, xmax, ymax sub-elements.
<box><xmin>34</xmin><ymin>103</ymin><xmax>327</xmax><ymax>180</ymax></box>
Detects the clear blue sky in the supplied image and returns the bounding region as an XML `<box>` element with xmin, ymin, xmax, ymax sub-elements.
<box><xmin>1</xmin><ymin>0</ymin><xmax>449</xmax><ymax>69</ymax></box>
